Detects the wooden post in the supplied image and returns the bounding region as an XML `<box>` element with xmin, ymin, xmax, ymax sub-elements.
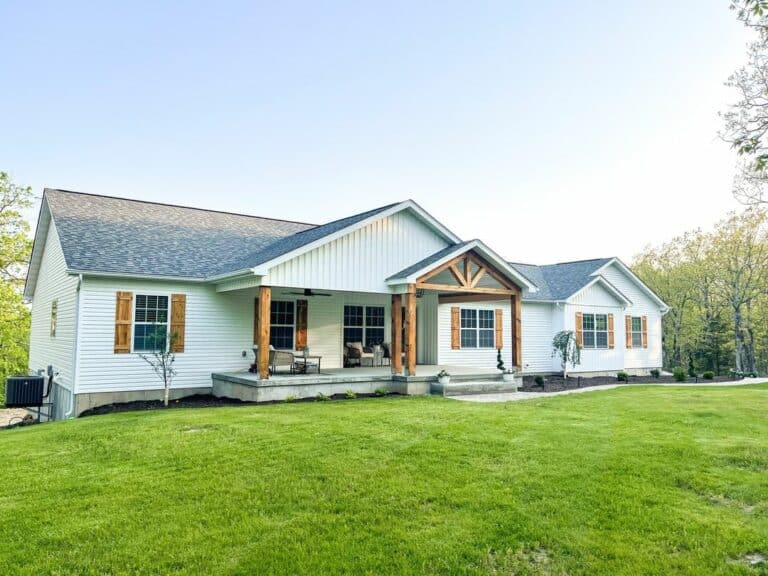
<box><xmin>405</xmin><ymin>284</ymin><xmax>416</xmax><ymax>376</ymax></box>
<box><xmin>391</xmin><ymin>294</ymin><xmax>402</xmax><ymax>374</ymax></box>
<box><xmin>512</xmin><ymin>291</ymin><xmax>522</xmax><ymax>369</ymax></box>
<box><xmin>257</xmin><ymin>285</ymin><xmax>271</xmax><ymax>379</ymax></box>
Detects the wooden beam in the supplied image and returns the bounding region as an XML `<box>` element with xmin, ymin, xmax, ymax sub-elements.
<box><xmin>416</xmin><ymin>282</ymin><xmax>515</xmax><ymax>295</ymax></box>
<box><xmin>469</xmin><ymin>267</ymin><xmax>486</xmax><ymax>288</ymax></box>
<box><xmin>405</xmin><ymin>284</ymin><xmax>416</xmax><ymax>376</ymax></box>
<box><xmin>512</xmin><ymin>292</ymin><xmax>522</xmax><ymax>369</ymax></box>
<box><xmin>467</xmin><ymin>253</ymin><xmax>520</xmax><ymax>291</ymax></box>
<box><xmin>416</xmin><ymin>253</ymin><xmax>467</xmax><ymax>284</ymax></box>
<box><xmin>448</xmin><ymin>264</ymin><xmax>466</xmax><ymax>286</ymax></box>
<box><xmin>463</xmin><ymin>256</ymin><xmax>470</xmax><ymax>287</ymax></box>
<box><xmin>257</xmin><ymin>285</ymin><xmax>271</xmax><ymax>379</ymax></box>
<box><xmin>391</xmin><ymin>294</ymin><xmax>403</xmax><ymax>374</ymax></box>
<box><xmin>438</xmin><ymin>293</ymin><xmax>508</xmax><ymax>304</ymax></box>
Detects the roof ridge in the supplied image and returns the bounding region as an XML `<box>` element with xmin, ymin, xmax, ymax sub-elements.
<box><xmin>44</xmin><ymin>188</ymin><xmax>318</xmax><ymax>227</ymax></box>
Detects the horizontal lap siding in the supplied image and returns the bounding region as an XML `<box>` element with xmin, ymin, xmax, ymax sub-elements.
<box><xmin>564</xmin><ymin>302</ymin><xmax>624</xmax><ymax>373</ymax></box>
<box><xmin>28</xmin><ymin>223</ymin><xmax>78</xmax><ymax>390</ymax></box>
<box><xmin>520</xmin><ymin>302</ymin><xmax>555</xmax><ymax>373</ymax></box>
<box><xmin>437</xmin><ymin>300</ymin><xmax>512</xmax><ymax>368</ymax></box>
<box><xmin>77</xmin><ymin>278</ymin><xmax>254</xmax><ymax>393</ymax></box>
<box><xmin>599</xmin><ymin>264</ymin><xmax>663</xmax><ymax>369</ymax></box>
<box><xmin>263</xmin><ymin>211</ymin><xmax>449</xmax><ymax>293</ymax></box>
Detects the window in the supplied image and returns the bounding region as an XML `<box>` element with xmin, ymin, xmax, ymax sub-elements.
<box><xmin>270</xmin><ymin>300</ymin><xmax>295</xmax><ymax>349</ymax></box>
<box><xmin>344</xmin><ymin>305</ymin><xmax>385</xmax><ymax>347</ymax></box>
<box><xmin>50</xmin><ymin>300</ymin><xmax>58</xmax><ymax>337</ymax></box>
<box><xmin>631</xmin><ymin>316</ymin><xmax>643</xmax><ymax>348</ymax></box>
<box><xmin>582</xmin><ymin>313</ymin><xmax>608</xmax><ymax>349</ymax></box>
<box><xmin>460</xmin><ymin>308</ymin><xmax>495</xmax><ymax>348</ymax></box>
<box><xmin>133</xmin><ymin>294</ymin><xmax>169</xmax><ymax>352</ymax></box>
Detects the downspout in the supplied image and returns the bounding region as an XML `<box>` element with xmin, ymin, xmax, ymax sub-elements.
<box><xmin>63</xmin><ymin>274</ymin><xmax>83</xmax><ymax>419</ymax></box>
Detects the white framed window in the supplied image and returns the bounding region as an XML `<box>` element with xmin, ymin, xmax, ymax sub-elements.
<box><xmin>343</xmin><ymin>305</ymin><xmax>385</xmax><ymax>347</ymax></box>
<box><xmin>50</xmin><ymin>300</ymin><xmax>58</xmax><ymax>337</ymax></box>
<box><xmin>582</xmin><ymin>313</ymin><xmax>608</xmax><ymax>349</ymax></box>
<box><xmin>270</xmin><ymin>300</ymin><xmax>295</xmax><ymax>349</ymax></box>
<box><xmin>460</xmin><ymin>308</ymin><xmax>495</xmax><ymax>348</ymax></box>
<box><xmin>133</xmin><ymin>294</ymin><xmax>169</xmax><ymax>352</ymax></box>
<box><xmin>630</xmin><ymin>316</ymin><xmax>643</xmax><ymax>348</ymax></box>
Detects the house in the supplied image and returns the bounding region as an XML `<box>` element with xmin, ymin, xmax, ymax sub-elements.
<box><xmin>24</xmin><ymin>189</ymin><xmax>668</xmax><ymax>418</ymax></box>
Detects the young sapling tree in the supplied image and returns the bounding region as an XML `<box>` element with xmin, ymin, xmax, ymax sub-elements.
<box><xmin>551</xmin><ymin>330</ymin><xmax>581</xmax><ymax>379</ymax></box>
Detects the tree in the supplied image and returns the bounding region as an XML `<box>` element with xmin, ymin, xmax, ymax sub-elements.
<box><xmin>551</xmin><ymin>330</ymin><xmax>580</xmax><ymax>379</ymax></box>
<box><xmin>138</xmin><ymin>328</ymin><xmax>177</xmax><ymax>407</ymax></box>
<box><xmin>0</xmin><ymin>172</ymin><xmax>33</xmax><ymax>402</ymax></box>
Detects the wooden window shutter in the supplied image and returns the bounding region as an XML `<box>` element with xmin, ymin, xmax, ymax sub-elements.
<box><xmin>253</xmin><ymin>297</ymin><xmax>259</xmax><ymax>345</ymax></box>
<box><xmin>642</xmin><ymin>315</ymin><xmax>648</xmax><ymax>348</ymax></box>
<box><xmin>114</xmin><ymin>291</ymin><xmax>133</xmax><ymax>354</ymax></box>
<box><xmin>451</xmin><ymin>307</ymin><xmax>460</xmax><ymax>349</ymax></box>
<box><xmin>495</xmin><ymin>308</ymin><xmax>503</xmax><ymax>349</ymax></box>
<box><xmin>296</xmin><ymin>299</ymin><xmax>308</xmax><ymax>351</ymax></box>
<box><xmin>607</xmin><ymin>313</ymin><xmax>614</xmax><ymax>349</ymax></box>
<box><xmin>625</xmin><ymin>315</ymin><xmax>632</xmax><ymax>348</ymax></box>
<box><xmin>575</xmin><ymin>311</ymin><xmax>583</xmax><ymax>347</ymax></box>
<box><xmin>170</xmin><ymin>294</ymin><xmax>186</xmax><ymax>353</ymax></box>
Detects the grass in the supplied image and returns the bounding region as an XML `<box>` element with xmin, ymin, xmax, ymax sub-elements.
<box><xmin>1</xmin><ymin>385</ymin><xmax>768</xmax><ymax>575</ymax></box>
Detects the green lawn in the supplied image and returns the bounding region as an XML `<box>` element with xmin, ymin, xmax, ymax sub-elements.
<box><xmin>1</xmin><ymin>385</ymin><xmax>768</xmax><ymax>575</ymax></box>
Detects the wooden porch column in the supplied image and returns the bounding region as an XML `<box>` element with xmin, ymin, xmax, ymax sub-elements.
<box><xmin>257</xmin><ymin>285</ymin><xmax>271</xmax><ymax>379</ymax></box>
<box><xmin>391</xmin><ymin>294</ymin><xmax>402</xmax><ymax>374</ymax></box>
<box><xmin>405</xmin><ymin>284</ymin><xmax>416</xmax><ymax>376</ymax></box>
<box><xmin>511</xmin><ymin>291</ymin><xmax>522</xmax><ymax>369</ymax></box>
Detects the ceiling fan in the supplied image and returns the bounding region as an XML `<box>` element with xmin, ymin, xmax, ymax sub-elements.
<box><xmin>286</xmin><ymin>288</ymin><xmax>333</xmax><ymax>297</ymax></box>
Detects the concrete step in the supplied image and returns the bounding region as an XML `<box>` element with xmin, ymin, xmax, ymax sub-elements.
<box><xmin>432</xmin><ymin>377</ymin><xmax>521</xmax><ymax>396</ymax></box>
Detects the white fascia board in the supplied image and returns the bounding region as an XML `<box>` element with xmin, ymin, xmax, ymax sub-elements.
<box><xmin>68</xmin><ymin>270</ymin><xmax>208</xmax><ymax>283</ymax></box>
<box><xmin>386</xmin><ymin>239</ymin><xmax>538</xmax><ymax>292</ymax></box>
<box><xmin>593</xmin><ymin>257</ymin><xmax>670</xmax><ymax>312</ymax></box>
<box><xmin>566</xmin><ymin>275</ymin><xmax>633</xmax><ymax>307</ymax></box>
<box><xmin>23</xmin><ymin>196</ymin><xmax>52</xmax><ymax>301</ymax></box>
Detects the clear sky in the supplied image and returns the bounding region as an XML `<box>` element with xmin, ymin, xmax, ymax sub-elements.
<box><xmin>0</xmin><ymin>1</ymin><xmax>753</xmax><ymax>264</ymax></box>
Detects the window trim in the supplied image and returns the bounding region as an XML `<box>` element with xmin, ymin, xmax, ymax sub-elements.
<box><xmin>131</xmin><ymin>292</ymin><xmax>172</xmax><ymax>353</ymax></box>
<box><xmin>459</xmin><ymin>307</ymin><xmax>496</xmax><ymax>349</ymax></box>
<box><xmin>270</xmin><ymin>299</ymin><xmax>296</xmax><ymax>350</ymax></box>
<box><xmin>581</xmin><ymin>312</ymin><xmax>609</xmax><ymax>350</ymax></box>
<box><xmin>50</xmin><ymin>300</ymin><xmax>58</xmax><ymax>338</ymax></box>
<box><xmin>630</xmin><ymin>316</ymin><xmax>643</xmax><ymax>348</ymax></box>
<box><xmin>343</xmin><ymin>304</ymin><xmax>386</xmax><ymax>348</ymax></box>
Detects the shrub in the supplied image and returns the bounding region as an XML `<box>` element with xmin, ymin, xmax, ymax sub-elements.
<box><xmin>650</xmin><ymin>368</ymin><xmax>660</xmax><ymax>378</ymax></box>
<box><xmin>616</xmin><ymin>371</ymin><xmax>629</xmax><ymax>382</ymax></box>
<box><xmin>748</xmin><ymin>371</ymin><xmax>759</xmax><ymax>378</ymax></box>
<box><xmin>374</xmin><ymin>387</ymin><xmax>388</xmax><ymax>397</ymax></box>
<box><xmin>345</xmin><ymin>389</ymin><xmax>357</xmax><ymax>399</ymax></box>
<box><xmin>702</xmin><ymin>371</ymin><xmax>715</xmax><ymax>380</ymax></box>
<box><xmin>673</xmin><ymin>367</ymin><xmax>686</xmax><ymax>382</ymax></box>
<box><xmin>534</xmin><ymin>375</ymin><xmax>545</xmax><ymax>386</ymax></box>
<box><xmin>285</xmin><ymin>395</ymin><xmax>296</xmax><ymax>403</ymax></box>
<box><xmin>316</xmin><ymin>392</ymin><xmax>330</xmax><ymax>401</ymax></box>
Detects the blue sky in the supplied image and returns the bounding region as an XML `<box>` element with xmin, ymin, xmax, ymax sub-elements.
<box><xmin>0</xmin><ymin>1</ymin><xmax>752</xmax><ymax>263</ymax></box>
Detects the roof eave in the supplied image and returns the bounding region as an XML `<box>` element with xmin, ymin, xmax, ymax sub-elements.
<box><xmin>593</xmin><ymin>257</ymin><xmax>669</xmax><ymax>311</ymax></box>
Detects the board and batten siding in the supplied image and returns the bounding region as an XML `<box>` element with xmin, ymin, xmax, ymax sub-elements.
<box><xmin>520</xmin><ymin>302</ymin><xmax>556</xmax><ymax>373</ymax></box>
<box><xmin>598</xmin><ymin>263</ymin><xmax>663</xmax><ymax>369</ymax></box>
<box><xmin>28</xmin><ymin>221</ymin><xmax>79</xmax><ymax>391</ymax></box>
<box><xmin>437</xmin><ymin>300</ymin><xmax>513</xmax><ymax>368</ymax></box>
<box><xmin>562</xmin><ymin>294</ymin><xmax>625</xmax><ymax>374</ymax></box>
<box><xmin>262</xmin><ymin>210</ymin><xmax>450</xmax><ymax>293</ymax></box>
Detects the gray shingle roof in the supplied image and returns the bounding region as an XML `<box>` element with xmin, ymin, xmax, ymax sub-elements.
<box><xmin>385</xmin><ymin>241</ymin><xmax>473</xmax><ymax>281</ymax></box>
<box><xmin>508</xmin><ymin>258</ymin><xmax>613</xmax><ymax>301</ymax></box>
<box><xmin>46</xmin><ymin>189</ymin><xmax>316</xmax><ymax>279</ymax></box>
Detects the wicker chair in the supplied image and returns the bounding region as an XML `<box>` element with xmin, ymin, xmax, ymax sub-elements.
<box><xmin>269</xmin><ymin>349</ymin><xmax>296</xmax><ymax>374</ymax></box>
<box><xmin>345</xmin><ymin>342</ymin><xmax>374</xmax><ymax>367</ymax></box>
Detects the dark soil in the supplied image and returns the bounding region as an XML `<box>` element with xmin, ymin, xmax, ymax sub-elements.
<box><xmin>520</xmin><ymin>374</ymin><xmax>739</xmax><ymax>393</ymax></box>
<box><xmin>79</xmin><ymin>392</ymin><xmax>401</xmax><ymax>417</ymax></box>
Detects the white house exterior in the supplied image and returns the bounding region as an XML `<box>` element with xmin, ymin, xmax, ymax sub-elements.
<box><xmin>24</xmin><ymin>190</ymin><xmax>668</xmax><ymax>417</ymax></box>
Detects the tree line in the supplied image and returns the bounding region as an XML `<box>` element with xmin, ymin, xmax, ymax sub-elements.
<box><xmin>633</xmin><ymin>208</ymin><xmax>768</xmax><ymax>375</ymax></box>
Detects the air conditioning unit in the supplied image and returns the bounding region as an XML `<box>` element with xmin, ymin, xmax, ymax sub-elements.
<box><xmin>5</xmin><ymin>376</ymin><xmax>46</xmax><ymax>408</ymax></box>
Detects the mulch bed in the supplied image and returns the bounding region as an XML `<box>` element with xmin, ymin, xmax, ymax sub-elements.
<box><xmin>520</xmin><ymin>374</ymin><xmax>738</xmax><ymax>393</ymax></box>
<box><xmin>79</xmin><ymin>392</ymin><xmax>401</xmax><ymax>417</ymax></box>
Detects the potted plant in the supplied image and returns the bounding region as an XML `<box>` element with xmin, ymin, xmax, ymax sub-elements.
<box><xmin>436</xmin><ymin>369</ymin><xmax>451</xmax><ymax>385</ymax></box>
<box><xmin>496</xmin><ymin>349</ymin><xmax>517</xmax><ymax>382</ymax></box>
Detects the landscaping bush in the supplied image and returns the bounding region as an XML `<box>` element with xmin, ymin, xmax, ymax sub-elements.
<box><xmin>673</xmin><ymin>367</ymin><xmax>686</xmax><ymax>382</ymax></box>
<box><xmin>374</xmin><ymin>387</ymin><xmax>388</xmax><ymax>397</ymax></box>
<box><xmin>345</xmin><ymin>390</ymin><xmax>357</xmax><ymax>399</ymax></box>
<box><xmin>284</xmin><ymin>395</ymin><xmax>296</xmax><ymax>403</ymax></box>
<box><xmin>534</xmin><ymin>375</ymin><xmax>545</xmax><ymax>386</ymax></box>
<box><xmin>650</xmin><ymin>369</ymin><xmax>660</xmax><ymax>378</ymax></box>
<box><xmin>703</xmin><ymin>371</ymin><xmax>715</xmax><ymax>380</ymax></box>
<box><xmin>616</xmin><ymin>372</ymin><xmax>629</xmax><ymax>382</ymax></box>
<box><xmin>316</xmin><ymin>392</ymin><xmax>330</xmax><ymax>401</ymax></box>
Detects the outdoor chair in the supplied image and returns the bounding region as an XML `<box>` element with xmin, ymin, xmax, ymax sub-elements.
<box><xmin>345</xmin><ymin>342</ymin><xmax>374</xmax><ymax>367</ymax></box>
<box><xmin>269</xmin><ymin>349</ymin><xmax>296</xmax><ymax>374</ymax></box>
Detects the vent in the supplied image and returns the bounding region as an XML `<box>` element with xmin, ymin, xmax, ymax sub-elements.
<box><xmin>5</xmin><ymin>376</ymin><xmax>46</xmax><ymax>408</ymax></box>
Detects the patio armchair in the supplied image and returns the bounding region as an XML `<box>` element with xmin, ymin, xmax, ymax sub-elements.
<box><xmin>345</xmin><ymin>342</ymin><xmax>374</xmax><ymax>367</ymax></box>
<box><xmin>269</xmin><ymin>349</ymin><xmax>296</xmax><ymax>374</ymax></box>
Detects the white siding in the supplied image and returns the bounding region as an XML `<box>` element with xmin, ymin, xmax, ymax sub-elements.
<box><xmin>437</xmin><ymin>300</ymin><xmax>513</xmax><ymax>368</ymax></box>
<box><xmin>520</xmin><ymin>302</ymin><xmax>555</xmax><ymax>373</ymax></box>
<box><xmin>561</xmin><ymin>302</ymin><xmax>625</xmax><ymax>373</ymax></box>
<box><xmin>262</xmin><ymin>210</ymin><xmax>449</xmax><ymax>293</ymax></box>
<box><xmin>599</xmin><ymin>263</ymin><xmax>663</xmax><ymax>369</ymax></box>
<box><xmin>570</xmin><ymin>281</ymin><xmax>624</xmax><ymax>307</ymax></box>
<box><xmin>416</xmin><ymin>293</ymin><xmax>438</xmax><ymax>365</ymax></box>
<box><xmin>28</xmin><ymin>222</ymin><xmax>79</xmax><ymax>390</ymax></box>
